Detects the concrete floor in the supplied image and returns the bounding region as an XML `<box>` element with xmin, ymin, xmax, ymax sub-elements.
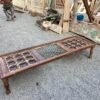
<box><xmin>0</xmin><ymin>6</ymin><xmax>100</xmax><ymax>100</ymax></box>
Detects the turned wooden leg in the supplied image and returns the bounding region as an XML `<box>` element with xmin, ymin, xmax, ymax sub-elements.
<box><xmin>2</xmin><ymin>78</ymin><xmax>11</xmax><ymax>94</ymax></box>
<box><xmin>89</xmin><ymin>47</ymin><xmax>95</xmax><ymax>58</ymax></box>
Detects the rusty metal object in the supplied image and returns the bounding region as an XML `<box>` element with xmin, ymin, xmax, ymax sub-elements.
<box><xmin>0</xmin><ymin>36</ymin><xmax>96</xmax><ymax>94</ymax></box>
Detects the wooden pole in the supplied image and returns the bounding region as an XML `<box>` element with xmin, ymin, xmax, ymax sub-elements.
<box><xmin>82</xmin><ymin>0</ymin><xmax>94</xmax><ymax>22</ymax></box>
<box><xmin>63</xmin><ymin>0</ymin><xmax>70</xmax><ymax>33</ymax></box>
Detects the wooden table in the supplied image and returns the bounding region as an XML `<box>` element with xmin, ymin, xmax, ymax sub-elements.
<box><xmin>0</xmin><ymin>36</ymin><xmax>96</xmax><ymax>94</ymax></box>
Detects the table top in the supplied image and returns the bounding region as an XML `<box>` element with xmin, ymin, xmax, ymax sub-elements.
<box><xmin>0</xmin><ymin>36</ymin><xmax>96</xmax><ymax>79</ymax></box>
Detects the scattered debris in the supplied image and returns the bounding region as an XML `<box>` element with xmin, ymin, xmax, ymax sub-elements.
<box><xmin>36</xmin><ymin>8</ymin><xmax>62</xmax><ymax>33</ymax></box>
<box><xmin>50</xmin><ymin>24</ymin><xmax>62</xmax><ymax>34</ymax></box>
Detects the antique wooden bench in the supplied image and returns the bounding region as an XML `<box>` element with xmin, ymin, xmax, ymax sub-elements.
<box><xmin>0</xmin><ymin>36</ymin><xmax>96</xmax><ymax>94</ymax></box>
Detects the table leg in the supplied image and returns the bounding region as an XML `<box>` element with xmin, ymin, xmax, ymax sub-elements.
<box><xmin>89</xmin><ymin>47</ymin><xmax>95</xmax><ymax>58</ymax></box>
<box><xmin>2</xmin><ymin>78</ymin><xmax>11</xmax><ymax>94</ymax></box>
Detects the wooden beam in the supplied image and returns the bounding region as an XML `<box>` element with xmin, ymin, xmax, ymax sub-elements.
<box><xmin>63</xmin><ymin>0</ymin><xmax>70</xmax><ymax>33</ymax></box>
<box><xmin>82</xmin><ymin>0</ymin><xmax>94</xmax><ymax>22</ymax></box>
